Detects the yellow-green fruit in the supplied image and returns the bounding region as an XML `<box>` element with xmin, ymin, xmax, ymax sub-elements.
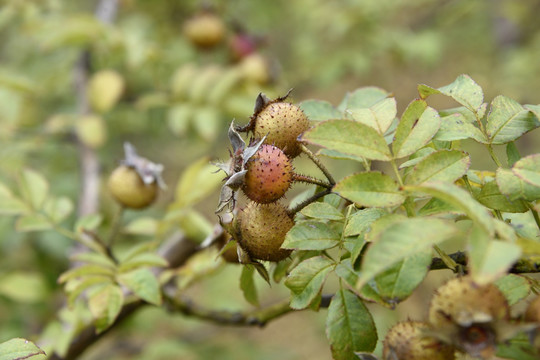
<box><xmin>108</xmin><ymin>165</ymin><xmax>158</xmax><ymax>209</ymax></box>
<box><xmin>238</xmin><ymin>201</ymin><xmax>293</xmax><ymax>262</ymax></box>
<box><xmin>383</xmin><ymin>321</ymin><xmax>455</xmax><ymax>360</ymax></box>
<box><xmin>253</xmin><ymin>102</ymin><xmax>310</xmax><ymax>158</ymax></box>
<box><xmin>183</xmin><ymin>13</ymin><xmax>225</xmax><ymax>48</ymax></box>
<box><xmin>240</xmin><ymin>54</ymin><xmax>270</xmax><ymax>85</ymax></box>
<box><xmin>88</xmin><ymin>70</ymin><xmax>124</xmax><ymax>113</ymax></box>
<box><xmin>429</xmin><ymin>276</ymin><xmax>510</xmax><ymax>329</ymax></box>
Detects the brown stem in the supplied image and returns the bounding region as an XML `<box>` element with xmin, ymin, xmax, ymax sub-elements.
<box><xmin>300</xmin><ymin>144</ymin><xmax>335</xmax><ymax>186</ymax></box>
<box><xmin>287</xmin><ymin>187</ymin><xmax>333</xmax><ymax>216</ymax></box>
<box><xmin>164</xmin><ymin>293</ymin><xmax>333</xmax><ymax>327</ymax></box>
<box><xmin>429</xmin><ymin>251</ymin><xmax>540</xmax><ymax>274</ymax></box>
<box><xmin>293</xmin><ymin>173</ymin><xmax>332</xmax><ymax>189</ymax></box>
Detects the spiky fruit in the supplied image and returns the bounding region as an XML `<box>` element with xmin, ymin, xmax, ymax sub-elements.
<box><xmin>238</xmin><ymin>201</ymin><xmax>293</xmax><ymax>262</ymax></box>
<box><xmin>242</xmin><ymin>144</ymin><xmax>293</xmax><ymax>204</ymax></box>
<box><xmin>428</xmin><ymin>276</ymin><xmax>510</xmax><ymax>359</ymax></box>
<box><xmin>383</xmin><ymin>321</ymin><xmax>455</xmax><ymax>360</ymax></box>
<box><xmin>183</xmin><ymin>12</ymin><xmax>225</xmax><ymax>48</ymax></box>
<box><xmin>108</xmin><ymin>165</ymin><xmax>158</xmax><ymax>209</ymax></box>
<box><xmin>253</xmin><ymin>102</ymin><xmax>310</xmax><ymax>158</ymax></box>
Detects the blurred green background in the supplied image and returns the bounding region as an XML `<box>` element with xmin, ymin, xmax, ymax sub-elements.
<box><xmin>1</xmin><ymin>0</ymin><xmax>539</xmax><ymax>358</ymax></box>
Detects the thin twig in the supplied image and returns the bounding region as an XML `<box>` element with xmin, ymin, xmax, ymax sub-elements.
<box><xmin>164</xmin><ymin>294</ymin><xmax>334</xmax><ymax>327</ymax></box>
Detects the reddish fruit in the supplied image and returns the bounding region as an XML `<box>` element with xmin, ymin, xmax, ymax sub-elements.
<box><xmin>229</xmin><ymin>33</ymin><xmax>257</xmax><ymax>61</ymax></box>
<box><xmin>383</xmin><ymin>321</ymin><xmax>455</xmax><ymax>360</ymax></box>
<box><xmin>242</xmin><ymin>144</ymin><xmax>293</xmax><ymax>204</ymax></box>
<box><xmin>238</xmin><ymin>201</ymin><xmax>293</xmax><ymax>262</ymax></box>
<box><xmin>253</xmin><ymin>102</ymin><xmax>310</xmax><ymax>158</ymax></box>
<box><xmin>183</xmin><ymin>13</ymin><xmax>225</xmax><ymax>48</ymax></box>
<box><xmin>108</xmin><ymin>165</ymin><xmax>158</xmax><ymax>209</ymax></box>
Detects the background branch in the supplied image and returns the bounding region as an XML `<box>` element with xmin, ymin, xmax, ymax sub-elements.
<box><xmin>75</xmin><ymin>0</ymin><xmax>119</xmax><ymax>217</ymax></box>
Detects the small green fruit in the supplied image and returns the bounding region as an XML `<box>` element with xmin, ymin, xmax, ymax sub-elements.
<box><xmin>108</xmin><ymin>165</ymin><xmax>158</xmax><ymax>209</ymax></box>
<box><xmin>238</xmin><ymin>201</ymin><xmax>293</xmax><ymax>262</ymax></box>
<box><xmin>383</xmin><ymin>321</ymin><xmax>455</xmax><ymax>360</ymax></box>
<box><xmin>253</xmin><ymin>102</ymin><xmax>310</xmax><ymax>158</ymax></box>
<box><xmin>243</xmin><ymin>144</ymin><xmax>293</xmax><ymax>204</ymax></box>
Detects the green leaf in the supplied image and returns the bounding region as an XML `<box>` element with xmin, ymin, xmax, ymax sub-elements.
<box><xmin>0</xmin><ymin>338</ymin><xmax>46</xmax><ymax>360</ymax></box>
<box><xmin>494</xmin><ymin>274</ymin><xmax>531</xmax><ymax>306</ymax></box>
<box><xmin>19</xmin><ymin>169</ymin><xmax>49</xmax><ymax>210</ymax></box>
<box><xmin>119</xmin><ymin>241</ymin><xmax>158</xmax><ymax>263</ymax></box>
<box><xmin>468</xmin><ymin>225</ymin><xmax>522</xmax><ymax>285</ymax></box>
<box><xmin>167</xmin><ymin>104</ymin><xmax>193</xmax><ymax>136</ymax></box>
<box><xmin>393</xmin><ymin>100</ymin><xmax>441</xmax><ymax>159</ymax></box>
<box><xmin>0</xmin><ymin>272</ymin><xmax>47</xmax><ymax>303</ymax></box>
<box><xmin>88</xmin><ymin>284</ymin><xmax>124</xmax><ymax>334</ymax></box>
<box><xmin>506</xmin><ymin>142</ymin><xmax>521</xmax><ymax>167</ymax></box>
<box><xmin>418</xmin><ymin>197</ymin><xmax>461</xmax><ymax>216</ymax></box>
<box><xmin>118</xmin><ymin>253</ymin><xmax>169</xmax><ymax>273</ymax></box>
<box><xmin>15</xmin><ymin>213</ymin><xmax>52</xmax><ymax>232</ymax></box>
<box><xmin>117</xmin><ymin>268</ymin><xmax>161</xmax><ymax>306</ymax></box>
<box><xmin>356</xmin><ymin>218</ymin><xmax>458</xmax><ymax>289</ymax></box>
<box><xmin>326</xmin><ymin>289</ymin><xmax>377</xmax><ymax>359</ymax></box>
<box><xmin>123</xmin><ymin>217</ymin><xmax>158</xmax><ymax>236</ymax></box>
<box><xmin>371</xmin><ymin>249</ymin><xmax>432</xmax><ymax>306</ymax></box>
<box><xmin>434</xmin><ymin>113</ymin><xmax>486</xmax><ymax>142</ymax></box>
<box><xmin>348</xmin><ymin>97</ymin><xmax>396</xmax><ymax>135</ymax></box>
<box><xmin>486</xmin><ymin>96</ymin><xmax>540</xmax><ymax>144</ymax></box>
<box><xmin>300</xmin><ymin>99</ymin><xmax>342</xmax><ymax>121</ymax></box>
<box><xmin>344</xmin><ymin>208</ymin><xmax>387</xmax><ymax>237</ymax></box>
<box><xmin>338</xmin><ymin>87</ymin><xmax>390</xmax><ymax>111</ymax></box>
<box><xmin>301</xmin><ymin>120</ymin><xmax>392</xmax><ymax>161</ymax></box>
<box><xmin>496</xmin><ymin>333</ymin><xmax>540</xmax><ymax>360</ymax></box>
<box><xmin>399</xmin><ymin>147</ymin><xmax>437</xmax><ymax>169</ymax></box>
<box><xmin>282</xmin><ymin>221</ymin><xmax>340</xmax><ymax>250</ymax></box>
<box><xmin>39</xmin><ymin>15</ymin><xmax>105</xmax><ymax>50</ymax></box>
<box><xmin>240</xmin><ymin>265</ymin><xmax>258</xmax><ymax>306</ymax></box>
<box><xmin>66</xmin><ymin>276</ymin><xmax>113</xmax><ymax>308</ymax></box>
<box><xmin>476</xmin><ymin>181</ymin><xmax>528</xmax><ymax>213</ymax></box>
<box><xmin>496</xmin><ymin>168</ymin><xmax>540</xmax><ymax>202</ymax></box>
<box><xmin>43</xmin><ymin>196</ymin><xmax>74</xmax><ymax>224</ymax></box>
<box><xmin>418</xmin><ymin>74</ymin><xmax>484</xmax><ymax>113</ymax></box>
<box><xmin>192</xmin><ymin>106</ymin><xmax>220</xmax><ymax>141</ymax></box>
<box><xmin>300</xmin><ymin>202</ymin><xmax>344</xmax><ymax>221</ymax></box>
<box><xmin>406</xmin><ymin>181</ymin><xmax>495</xmax><ymax>236</ymax></box>
<box><xmin>513</xmin><ymin>154</ymin><xmax>540</xmax><ymax>187</ymax></box>
<box><xmin>75</xmin><ymin>213</ymin><xmax>103</xmax><ymax>233</ymax></box>
<box><xmin>405</xmin><ymin>150</ymin><xmax>470</xmax><ymax>185</ymax></box>
<box><xmin>316</xmin><ymin>148</ymin><xmax>365</xmax><ymax>162</ymax></box>
<box><xmin>0</xmin><ymin>182</ymin><xmax>29</xmax><ymax>215</ymax></box>
<box><xmin>174</xmin><ymin>157</ymin><xmax>223</xmax><ymax>208</ymax></box>
<box><xmin>285</xmin><ymin>256</ymin><xmax>335</xmax><ymax>309</ymax></box>
<box><xmin>58</xmin><ymin>264</ymin><xmax>115</xmax><ymax>284</ymax></box>
<box><xmin>334</xmin><ymin>172</ymin><xmax>405</xmax><ymax>208</ymax></box>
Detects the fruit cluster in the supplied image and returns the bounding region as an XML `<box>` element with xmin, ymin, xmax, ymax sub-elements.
<box><xmin>215</xmin><ymin>93</ymin><xmax>332</xmax><ymax>264</ymax></box>
<box><xmin>382</xmin><ymin>275</ymin><xmax>540</xmax><ymax>360</ymax></box>
<box><xmin>182</xmin><ymin>8</ymin><xmax>273</xmax><ymax>85</ymax></box>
